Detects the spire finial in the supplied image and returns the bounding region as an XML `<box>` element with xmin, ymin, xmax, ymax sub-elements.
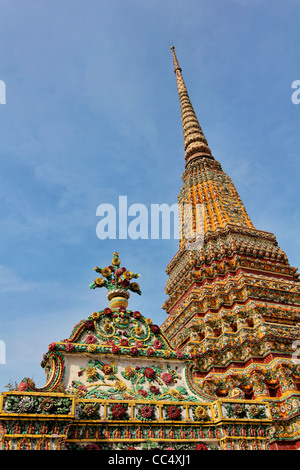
<box><xmin>170</xmin><ymin>46</ymin><xmax>213</xmax><ymax>166</ymax></box>
<box><xmin>171</xmin><ymin>45</ymin><xmax>181</xmax><ymax>73</ymax></box>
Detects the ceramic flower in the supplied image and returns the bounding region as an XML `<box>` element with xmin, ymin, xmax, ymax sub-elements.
<box><xmin>130</xmin><ymin>347</ymin><xmax>139</xmax><ymax>356</ymax></box>
<box><xmin>194</xmin><ymin>405</ymin><xmax>207</xmax><ymax>420</ymax></box>
<box><xmin>112</xmin><ymin>345</ymin><xmax>120</xmax><ymax>354</ymax></box>
<box><xmin>130</xmin><ymin>282</ymin><xmax>140</xmax><ymax>292</ymax></box>
<box><xmin>133</xmin><ymin>310</ymin><xmax>141</xmax><ymax>319</ymax></box>
<box><xmin>102</xmin><ymin>364</ymin><xmax>113</xmax><ymax>375</ymax></box>
<box><xmin>144</xmin><ymin>367</ymin><xmax>155</xmax><ymax>378</ymax></box>
<box><xmin>149</xmin><ymin>385</ymin><xmax>160</xmax><ymax>395</ymax></box>
<box><xmin>86</xmin><ymin>366</ymin><xmax>98</xmax><ymax>380</ymax></box>
<box><xmin>166</xmin><ymin>405</ymin><xmax>181</xmax><ymax>420</ymax></box>
<box><xmin>124</xmin><ymin>366</ymin><xmax>135</xmax><ymax>377</ymax></box>
<box><xmin>94</xmin><ymin>277</ymin><xmax>105</xmax><ymax>287</ymax></box>
<box><xmin>101</xmin><ymin>267</ymin><xmax>112</xmax><ymax>277</ymax></box>
<box><xmin>123</xmin><ymin>270</ymin><xmax>133</xmax><ymax>280</ymax></box>
<box><xmin>85</xmin><ymin>335</ymin><xmax>96</xmax><ymax>344</ymax></box>
<box><xmin>111</xmin><ymin>404</ymin><xmax>126</xmax><ymax>419</ymax></box>
<box><xmin>162</xmin><ymin>372</ymin><xmax>173</xmax><ymax>384</ymax></box>
<box><xmin>153</xmin><ymin>339</ymin><xmax>162</xmax><ymax>349</ymax></box>
<box><xmin>91</xmin><ymin>311</ymin><xmax>100</xmax><ymax>320</ymax></box>
<box><xmin>147</xmin><ymin>348</ymin><xmax>155</xmax><ymax>356</ymax></box>
<box><xmin>103</xmin><ymin>308</ymin><xmax>112</xmax><ymax>315</ymax></box>
<box><xmin>140</xmin><ymin>405</ymin><xmax>154</xmax><ymax>419</ymax></box>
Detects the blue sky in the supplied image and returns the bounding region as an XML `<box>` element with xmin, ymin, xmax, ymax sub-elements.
<box><xmin>0</xmin><ymin>0</ymin><xmax>299</xmax><ymax>390</ymax></box>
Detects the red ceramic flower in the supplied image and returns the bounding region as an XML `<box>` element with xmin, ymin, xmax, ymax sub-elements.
<box><xmin>147</xmin><ymin>348</ymin><xmax>155</xmax><ymax>356</ymax></box>
<box><xmin>144</xmin><ymin>367</ymin><xmax>155</xmax><ymax>379</ymax></box>
<box><xmin>103</xmin><ymin>307</ymin><xmax>112</xmax><ymax>315</ymax></box>
<box><xmin>130</xmin><ymin>347</ymin><xmax>139</xmax><ymax>356</ymax></box>
<box><xmin>112</xmin><ymin>404</ymin><xmax>126</xmax><ymax>419</ymax></box>
<box><xmin>114</xmin><ymin>268</ymin><xmax>123</xmax><ymax>277</ymax></box>
<box><xmin>65</xmin><ymin>342</ymin><xmax>75</xmax><ymax>352</ymax></box>
<box><xmin>140</xmin><ymin>405</ymin><xmax>154</xmax><ymax>419</ymax></box>
<box><xmin>112</xmin><ymin>345</ymin><xmax>120</xmax><ymax>354</ymax></box>
<box><xmin>196</xmin><ymin>443</ymin><xmax>207</xmax><ymax>450</ymax></box>
<box><xmin>162</xmin><ymin>372</ymin><xmax>173</xmax><ymax>384</ymax></box>
<box><xmin>85</xmin><ymin>335</ymin><xmax>96</xmax><ymax>344</ymax></box>
<box><xmin>84</xmin><ymin>320</ymin><xmax>94</xmax><ymax>330</ymax></box>
<box><xmin>149</xmin><ymin>385</ymin><xmax>160</xmax><ymax>395</ymax></box>
<box><xmin>87</xmin><ymin>444</ymin><xmax>100</xmax><ymax>450</ymax></box>
<box><xmin>167</xmin><ymin>405</ymin><xmax>181</xmax><ymax>420</ymax></box>
<box><xmin>120</xmin><ymin>338</ymin><xmax>128</xmax><ymax>346</ymax></box>
<box><xmin>133</xmin><ymin>311</ymin><xmax>141</xmax><ymax>319</ymax></box>
<box><xmin>138</xmin><ymin>389</ymin><xmax>148</xmax><ymax>398</ymax></box>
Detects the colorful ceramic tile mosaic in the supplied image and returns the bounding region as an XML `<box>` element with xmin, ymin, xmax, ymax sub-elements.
<box><xmin>0</xmin><ymin>47</ymin><xmax>299</xmax><ymax>451</ymax></box>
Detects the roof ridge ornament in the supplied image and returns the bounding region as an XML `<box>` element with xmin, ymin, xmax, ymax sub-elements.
<box><xmin>89</xmin><ymin>252</ymin><xmax>141</xmax><ymax>309</ymax></box>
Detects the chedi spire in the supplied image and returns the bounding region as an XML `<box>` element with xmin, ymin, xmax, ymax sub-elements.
<box><xmin>171</xmin><ymin>46</ymin><xmax>213</xmax><ymax>166</ymax></box>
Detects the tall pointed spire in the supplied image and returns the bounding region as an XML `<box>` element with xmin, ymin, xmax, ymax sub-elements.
<box><xmin>171</xmin><ymin>46</ymin><xmax>213</xmax><ymax>166</ymax></box>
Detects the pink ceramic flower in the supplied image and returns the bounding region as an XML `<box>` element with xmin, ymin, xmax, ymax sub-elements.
<box><xmin>153</xmin><ymin>339</ymin><xmax>162</xmax><ymax>349</ymax></box>
<box><xmin>176</xmin><ymin>349</ymin><xmax>184</xmax><ymax>358</ymax></box>
<box><xmin>18</xmin><ymin>382</ymin><xmax>27</xmax><ymax>391</ymax></box>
